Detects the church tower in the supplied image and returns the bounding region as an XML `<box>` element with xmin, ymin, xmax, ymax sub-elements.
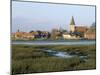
<box><xmin>70</xmin><ymin>16</ymin><xmax>75</xmax><ymax>33</ymax></box>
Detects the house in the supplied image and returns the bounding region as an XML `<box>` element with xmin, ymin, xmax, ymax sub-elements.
<box><xmin>11</xmin><ymin>33</ymin><xmax>15</xmax><ymax>37</ymax></box>
<box><xmin>30</xmin><ymin>31</ymin><xmax>50</xmax><ymax>38</ymax></box>
<box><xmin>40</xmin><ymin>31</ymin><xmax>50</xmax><ymax>38</ymax></box>
<box><xmin>84</xmin><ymin>29</ymin><xmax>96</xmax><ymax>39</ymax></box>
<box><xmin>75</xmin><ymin>26</ymin><xmax>88</xmax><ymax>33</ymax></box>
<box><xmin>14</xmin><ymin>32</ymin><xmax>25</xmax><ymax>39</ymax></box>
<box><xmin>22</xmin><ymin>33</ymin><xmax>35</xmax><ymax>39</ymax></box>
<box><xmin>62</xmin><ymin>32</ymin><xmax>80</xmax><ymax>39</ymax></box>
<box><xmin>14</xmin><ymin>32</ymin><xmax>35</xmax><ymax>40</ymax></box>
<box><xmin>29</xmin><ymin>31</ymin><xmax>39</xmax><ymax>38</ymax></box>
<box><xmin>51</xmin><ymin>29</ymin><xmax>62</xmax><ymax>39</ymax></box>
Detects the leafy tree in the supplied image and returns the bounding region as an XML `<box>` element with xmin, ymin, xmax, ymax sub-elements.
<box><xmin>90</xmin><ymin>22</ymin><xmax>96</xmax><ymax>30</ymax></box>
<box><xmin>29</xmin><ymin>30</ymin><xmax>34</xmax><ymax>33</ymax></box>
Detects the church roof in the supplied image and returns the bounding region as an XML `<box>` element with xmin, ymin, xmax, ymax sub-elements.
<box><xmin>70</xmin><ymin>16</ymin><xmax>75</xmax><ymax>25</ymax></box>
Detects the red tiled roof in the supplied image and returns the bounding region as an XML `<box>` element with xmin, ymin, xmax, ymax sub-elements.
<box><xmin>75</xmin><ymin>26</ymin><xmax>88</xmax><ymax>33</ymax></box>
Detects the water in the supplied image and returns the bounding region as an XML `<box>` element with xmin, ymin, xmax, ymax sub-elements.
<box><xmin>15</xmin><ymin>40</ymin><xmax>94</xmax><ymax>75</ymax></box>
<box><xmin>43</xmin><ymin>49</ymin><xmax>72</xmax><ymax>58</ymax></box>
<box><xmin>12</xmin><ymin>40</ymin><xmax>95</xmax><ymax>60</ymax></box>
<box><xmin>42</xmin><ymin>49</ymin><xmax>88</xmax><ymax>61</ymax></box>
<box><xmin>12</xmin><ymin>40</ymin><xmax>95</xmax><ymax>45</ymax></box>
<box><xmin>53</xmin><ymin>52</ymin><xmax>73</xmax><ymax>58</ymax></box>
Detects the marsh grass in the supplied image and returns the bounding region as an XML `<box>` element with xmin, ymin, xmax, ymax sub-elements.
<box><xmin>12</xmin><ymin>44</ymin><xmax>96</xmax><ymax>75</ymax></box>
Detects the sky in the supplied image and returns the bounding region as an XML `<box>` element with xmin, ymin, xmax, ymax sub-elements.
<box><xmin>12</xmin><ymin>1</ymin><xmax>96</xmax><ymax>32</ymax></box>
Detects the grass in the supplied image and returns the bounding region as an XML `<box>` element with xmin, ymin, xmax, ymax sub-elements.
<box><xmin>12</xmin><ymin>44</ymin><xmax>96</xmax><ymax>75</ymax></box>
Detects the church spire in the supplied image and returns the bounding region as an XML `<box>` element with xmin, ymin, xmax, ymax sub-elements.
<box><xmin>70</xmin><ymin>16</ymin><xmax>75</xmax><ymax>32</ymax></box>
<box><xmin>70</xmin><ymin>16</ymin><xmax>75</xmax><ymax>25</ymax></box>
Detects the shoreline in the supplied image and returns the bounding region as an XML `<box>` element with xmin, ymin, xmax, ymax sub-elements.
<box><xmin>12</xmin><ymin>40</ymin><xmax>96</xmax><ymax>45</ymax></box>
<box><xmin>12</xmin><ymin>39</ymin><xmax>96</xmax><ymax>42</ymax></box>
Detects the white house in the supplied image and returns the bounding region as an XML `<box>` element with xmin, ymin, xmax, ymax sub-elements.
<box><xmin>62</xmin><ymin>32</ymin><xmax>80</xmax><ymax>39</ymax></box>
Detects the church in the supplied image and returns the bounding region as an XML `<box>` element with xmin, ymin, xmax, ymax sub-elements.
<box><xmin>63</xmin><ymin>16</ymin><xmax>89</xmax><ymax>39</ymax></box>
<box><xmin>70</xmin><ymin>16</ymin><xmax>88</xmax><ymax>33</ymax></box>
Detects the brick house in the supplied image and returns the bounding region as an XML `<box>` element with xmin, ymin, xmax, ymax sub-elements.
<box><xmin>84</xmin><ymin>29</ymin><xmax>96</xmax><ymax>39</ymax></box>
<box><xmin>14</xmin><ymin>32</ymin><xmax>35</xmax><ymax>40</ymax></box>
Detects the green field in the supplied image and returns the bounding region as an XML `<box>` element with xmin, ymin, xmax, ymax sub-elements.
<box><xmin>12</xmin><ymin>44</ymin><xmax>96</xmax><ymax>75</ymax></box>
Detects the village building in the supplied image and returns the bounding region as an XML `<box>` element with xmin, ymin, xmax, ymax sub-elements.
<box><xmin>69</xmin><ymin>16</ymin><xmax>89</xmax><ymax>38</ymax></box>
<box><xmin>14</xmin><ymin>32</ymin><xmax>25</xmax><ymax>39</ymax></box>
<box><xmin>12</xmin><ymin>16</ymin><xmax>96</xmax><ymax>40</ymax></box>
<box><xmin>51</xmin><ymin>29</ymin><xmax>62</xmax><ymax>39</ymax></box>
<box><xmin>14</xmin><ymin>30</ymin><xmax>35</xmax><ymax>40</ymax></box>
<box><xmin>63</xmin><ymin>32</ymin><xmax>80</xmax><ymax>39</ymax></box>
<box><xmin>22</xmin><ymin>33</ymin><xmax>35</xmax><ymax>39</ymax></box>
<box><xmin>11</xmin><ymin>33</ymin><xmax>15</xmax><ymax>38</ymax></box>
<box><xmin>40</xmin><ymin>31</ymin><xmax>50</xmax><ymax>38</ymax></box>
<box><xmin>75</xmin><ymin>26</ymin><xmax>88</xmax><ymax>33</ymax></box>
<box><xmin>13</xmin><ymin>30</ymin><xmax>50</xmax><ymax>40</ymax></box>
<box><xmin>70</xmin><ymin>16</ymin><xmax>75</xmax><ymax>33</ymax></box>
<box><xmin>84</xmin><ymin>29</ymin><xmax>96</xmax><ymax>39</ymax></box>
<box><xmin>70</xmin><ymin>16</ymin><xmax>88</xmax><ymax>33</ymax></box>
<box><xmin>62</xmin><ymin>16</ymin><xmax>91</xmax><ymax>39</ymax></box>
<box><xmin>29</xmin><ymin>31</ymin><xmax>39</xmax><ymax>38</ymax></box>
<box><xmin>30</xmin><ymin>31</ymin><xmax>50</xmax><ymax>38</ymax></box>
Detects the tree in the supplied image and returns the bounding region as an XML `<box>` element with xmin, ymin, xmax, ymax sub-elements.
<box><xmin>29</xmin><ymin>30</ymin><xmax>34</xmax><ymax>33</ymax></box>
<box><xmin>50</xmin><ymin>29</ymin><xmax>62</xmax><ymax>40</ymax></box>
<box><xmin>90</xmin><ymin>22</ymin><xmax>96</xmax><ymax>31</ymax></box>
<box><xmin>36</xmin><ymin>30</ymin><xmax>41</xmax><ymax>34</ymax></box>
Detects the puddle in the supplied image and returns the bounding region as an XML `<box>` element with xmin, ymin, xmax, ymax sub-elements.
<box><xmin>53</xmin><ymin>52</ymin><xmax>73</xmax><ymax>58</ymax></box>
<box><xmin>43</xmin><ymin>49</ymin><xmax>72</xmax><ymax>58</ymax></box>
<box><xmin>42</xmin><ymin>49</ymin><xmax>88</xmax><ymax>61</ymax></box>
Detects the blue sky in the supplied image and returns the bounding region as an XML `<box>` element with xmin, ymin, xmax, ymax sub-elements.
<box><xmin>12</xmin><ymin>1</ymin><xmax>95</xmax><ymax>32</ymax></box>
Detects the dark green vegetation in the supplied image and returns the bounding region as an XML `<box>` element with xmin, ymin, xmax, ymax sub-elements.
<box><xmin>12</xmin><ymin>44</ymin><xmax>96</xmax><ymax>75</ymax></box>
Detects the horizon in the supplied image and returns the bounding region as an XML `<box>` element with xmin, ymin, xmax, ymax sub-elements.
<box><xmin>12</xmin><ymin>1</ymin><xmax>96</xmax><ymax>33</ymax></box>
